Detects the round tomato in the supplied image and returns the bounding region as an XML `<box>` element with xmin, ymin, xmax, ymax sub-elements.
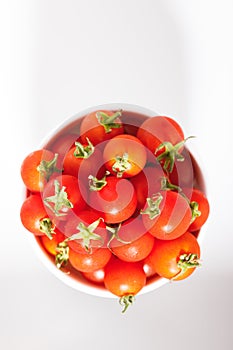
<box><xmin>81</xmin><ymin>268</ymin><xmax>105</xmax><ymax>284</ymax></box>
<box><xmin>137</xmin><ymin>116</ymin><xmax>185</xmax><ymax>173</ymax></box>
<box><xmin>20</xmin><ymin>194</ymin><xmax>55</xmax><ymax>237</ymax></box>
<box><xmin>141</xmin><ymin>190</ymin><xmax>192</xmax><ymax>240</ymax></box>
<box><xmin>144</xmin><ymin>232</ymin><xmax>201</xmax><ymax>280</ymax></box>
<box><xmin>21</xmin><ymin>149</ymin><xmax>61</xmax><ymax>192</ymax></box>
<box><xmin>68</xmin><ymin>247</ymin><xmax>112</xmax><ymax>273</ymax></box>
<box><xmin>103</xmin><ymin>134</ymin><xmax>147</xmax><ymax>178</ymax></box>
<box><xmin>130</xmin><ymin>165</ymin><xmax>166</xmax><ymax>210</ymax></box>
<box><xmin>64</xmin><ymin>209</ymin><xmax>107</xmax><ymax>253</ymax></box>
<box><xmin>42</xmin><ymin>175</ymin><xmax>87</xmax><ymax>220</ymax></box>
<box><xmin>63</xmin><ymin>141</ymin><xmax>103</xmax><ymax>184</ymax></box>
<box><xmin>41</xmin><ymin>228</ymin><xmax>66</xmax><ymax>255</ymax></box>
<box><xmin>88</xmin><ymin>175</ymin><xmax>137</xmax><ymax>224</ymax></box>
<box><xmin>184</xmin><ymin>188</ymin><xmax>210</xmax><ymax>232</ymax></box>
<box><xmin>104</xmin><ymin>258</ymin><xmax>146</xmax><ymax>312</ymax></box>
<box><xmin>109</xmin><ymin>217</ymin><xmax>154</xmax><ymax>262</ymax></box>
<box><xmin>80</xmin><ymin>109</ymin><xmax>124</xmax><ymax>145</ymax></box>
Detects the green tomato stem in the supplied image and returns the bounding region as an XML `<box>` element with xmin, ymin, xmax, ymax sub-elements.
<box><xmin>43</xmin><ymin>180</ymin><xmax>73</xmax><ymax>217</ymax></box>
<box><xmin>119</xmin><ymin>295</ymin><xmax>135</xmax><ymax>313</ymax></box>
<box><xmin>96</xmin><ymin>110</ymin><xmax>122</xmax><ymax>133</ymax></box>
<box><xmin>140</xmin><ymin>193</ymin><xmax>163</xmax><ymax>220</ymax></box>
<box><xmin>73</xmin><ymin>138</ymin><xmax>94</xmax><ymax>158</ymax></box>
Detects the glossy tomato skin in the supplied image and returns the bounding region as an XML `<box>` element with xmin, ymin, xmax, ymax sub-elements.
<box><xmin>110</xmin><ymin>217</ymin><xmax>155</xmax><ymax>262</ymax></box>
<box><xmin>104</xmin><ymin>258</ymin><xmax>146</xmax><ymax>297</ymax></box>
<box><xmin>184</xmin><ymin>188</ymin><xmax>210</xmax><ymax>232</ymax></box>
<box><xmin>68</xmin><ymin>247</ymin><xmax>112</xmax><ymax>273</ymax></box>
<box><xmin>137</xmin><ymin>116</ymin><xmax>184</xmax><ymax>155</ymax></box>
<box><xmin>64</xmin><ymin>145</ymin><xmax>102</xmax><ymax>181</ymax></box>
<box><xmin>144</xmin><ymin>232</ymin><xmax>201</xmax><ymax>280</ymax></box>
<box><xmin>103</xmin><ymin>134</ymin><xmax>147</xmax><ymax>178</ymax></box>
<box><xmin>141</xmin><ymin>190</ymin><xmax>192</xmax><ymax>240</ymax></box>
<box><xmin>130</xmin><ymin>165</ymin><xmax>166</xmax><ymax>210</ymax></box>
<box><xmin>42</xmin><ymin>175</ymin><xmax>87</xmax><ymax>221</ymax></box>
<box><xmin>64</xmin><ymin>209</ymin><xmax>107</xmax><ymax>253</ymax></box>
<box><xmin>20</xmin><ymin>194</ymin><xmax>51</xmax><ymax>236</ymax></box>
<box><xmin>80</xmin><ymin>110</ymin><xmax>124</xmax><ymax>146</ymax></box>
<box><xmin>49</xmin><ymin>133</ymin><xmax>78</xmax><ymax>166</ymax></box>
<box><xmin>41</xmin><ymin>229</ymin><xmax>66</xmax><ymax>256</ymax></box>
<box><xmin>168</xmin><ymin>147</ymin><xmax>195</xmax><ymax>191</ymax></box>
<box><xmin>88</xmin><ymin>175</ymin><xmax>137</xmax><ymax>224</ymax></box>
<box><xmin>21</xmin><ymin>149</ymin><xmax>61</xmax><ymax>192</ymax></box>
<box><xmin>81</xmin><ymin>268</ymin><xmax>105</xmax><ymax>284</ymax></box>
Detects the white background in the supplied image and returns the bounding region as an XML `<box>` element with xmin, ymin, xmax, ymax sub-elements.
<box><xmin>1</xmin><ymin>0</ymin><xmax>233</xmax><ymax>349</ymax></box>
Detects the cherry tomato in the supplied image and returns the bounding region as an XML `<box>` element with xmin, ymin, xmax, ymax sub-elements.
<box><xmin>184</xmin><ymin>188</ymin><xmax>210</xmax><ymax>232</ymax></box>
<box><xmin>137</xmin><ymin>116</ymin><xmax>185</xmax><ymax>173</ymax></box>
<box><xmin>41</xmin><ymin>229</ymin><xmax>66</xmax><ymax>255</ymax></box>
<box><xmin>88</xmin><ymin>175</ymin><xmax>137</xmax><ymax>224</ymax></box>
<box><xmin>144</xmin><ymin>232</ymin><xmax>201</xmax><ymax>280</ymax></box>
<box><xmin>21</xmin><ymin>149</ymin><xmax>61</xmax><ymax>192</ymax></box>
<box><xmin>168</xmin><ymin>147</ymin><xmax>195</xmax><ymax>190</ymax></box>
<box><xmin>81</xmin><ymin>268</ymin><xmax>105</xmax><ymax>284</ymax></box>
<box><xmin>63</xmin><ymin>140</ymin><xmax>103</xmax><ymax>183</ymax></box>
<box><xmin>80</xmin><ymin>110</ymin><xmax>124</xmax><ymax>145</ymax></box>
<box><xmin>109</xmin><ymin>217</ymin><xmax>154</xmax><ymax>262</ymax></box>
<box><xmin>103</xmin><ymin>134</ymin><xmax>147</xmax><ymax>178</ymax></box>
<box><xmin>104</xmin><ymin>258</ymin><xmax>146</xmax><ymax>312</ymax></box>
<box><xmin>64</xmin><ymin>209</ymin><xmax>107</xmax><ymax>253</ymax></box>
<box><xmin>42</xmin><ymin>175</ymin><xmax>87</xmax><ymax>220</ymax></box>
<box><xmin>20</xmin><ymin>194</ymin><xmax>54</xmax><ymax>237</ymax></box>
<box><xmin>130</xmin><ymin>165</ymin><xmax>166</xmax><ymax>210</ymax></box>
<box><xmin>141</xmin><ymin>190</ymin><xmax>192</xmax><ymax>240</ymax></box>
<box><xmin>68</xmin><ymin>247</ymin><xmax>112</xmax><ymax>273</ymax></box>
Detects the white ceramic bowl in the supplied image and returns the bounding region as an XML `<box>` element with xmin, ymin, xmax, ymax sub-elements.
<box><xmin>27</xmin><ymin>103</ymin><xmax>206</xmax><ymax>298</ymax></box>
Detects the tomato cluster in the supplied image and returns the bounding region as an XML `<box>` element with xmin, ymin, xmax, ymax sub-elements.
<box><xmin>20</xmin><ymin>109</ymin><xmax>210</xmax><ymax>313</ymax></box>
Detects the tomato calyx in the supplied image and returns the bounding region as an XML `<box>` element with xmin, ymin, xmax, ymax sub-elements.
<box><xmin>55</xmin><ymin>241</ymin><xmax>69</xmax><ymax>269</ymax></box>
<box><xmin>172</xmin><ymin>253</ymin><xmax>201</xmax><ymax>280</ymax></box>
<box><xmin>37</xmin><ymin>153</ymin><xmax>61</xmax><ymax>181</ymax></box>
<box><xmin>119</xmin><ymin>294</ymin><xmax>135</xmax><ymax>313</ymax></box>
<box><xmin>140</xmin><ymin>193</ymin><xmax>163</xmax><ymax>220</ymax></box>
<box><xmin>88</xmin><ymin>171</ymin><xmax>110</xmax><ymax>191</ymax></box>
<box><xmin>73</xmin><ymin>138</ymin><xmax>94</xmax><ymax>158</ymax></box>
<box><xmin>156</xmin><ymin>136</ymin><xmax>195</xmax><ymax>173</ymax></box>
<box><xmin>106</xmin><ymin>224</ymin><xmax>132</xmax><ymax>250</ymax></box>
<box><xmin>43</xmin><ymin>180</ymin><xmax>73</xmax><ymax>216</ymax></box>
<box><xmin>96</xmin><ymin>110</ymin><xmax>122</xmax><ymax>133</ymax></box>
<box><xmin>39</xmin><ymin>218</ymin><xmax>55</xmax><ymax>239</ymax></box>
<box><xmin>66</xmin><ymin>218</ymin><xmax>104</xmax><ymax>253</ymax></box>
<box><xmin>112</xmin><ymin>153</ymin><xmax>131</xmax><ymax>178</ymax></box>
<box><xmin>190</xmin><ymin>201</ymin><xmax>201</xmax><ymax>223</ymax></box>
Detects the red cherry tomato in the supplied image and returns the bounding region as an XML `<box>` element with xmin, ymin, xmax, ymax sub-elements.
<box><xmin>184</xmin><ymin>188</ymin><xmax>210</xmax><ymax>232</ymax></box>
<box><xmin>63</xmin><ymin>141</ymin><xmax>103</xmax><ymax>184</ymax></box>
<box><xmin>144</xmin><ymin>232</ymin><xmax>201</xmax><ymax>280</ymax></box>
<box><xmin>41</xmin><ymin>229</ymin><xmax>66</xmax><ymax>255</ymax></box>
<box><xmin>141</xmin><ymin>190</ymin><xmax>192</xmax><ymax>240</ymax></box>
<box><xmin>42</xmin><ymin>175</ymin><xmax>87</xmax><ymax>220</ymax></box>
<box><xmin>88</xmin><ymin>175</ymin><xmax>137</xmax><ymax>224</ymax></box>
<box><xmin>68</xmin><ymin>247</ymin><xmax>112</xmax><ymax>273</ymax></box>
<box><xmin>21</xmin><ymin>149</ymin><xmax>61</xmax><ymax>192</ymax></box>
<box><xmin>20</xmin><ymin>194</ymin><xmax>54</xmax><ymax>237</ymax></box>
<box><xmin>80</xmin><ymin>110</ymin><xmax>124</xmax><ymax>145</ymax></box>
<box><xmin>130</xmin><ymin>165</ymin><xmax>166</xmax><ymax>210</ymax></box>
<box><xmin>109</xmin><ymin>217</ymin><xmax>155</xmax><ymax>262</ymax></box>
<box><xmin>137</xmin><ymin>116</ymin><xmax>184</xmax><ymax>154</ymax></box>
<box><xmin>64</xmin><ymin>210</ymin><xmax>107</xmax><ymax>253</ymax></box>
<box><xmin>104</xmin><ymin>258</ymin><xmax>146</xmax><ymax>312</ymax></box>
<box><xmin>103</xmin><ymin>134</ymin><xmax>147</xmax><ymax>178</ymax></box>
<box><xmin>81</xmin><ymin>268</ymin><xmax>105</xmax><ymax>284</ymax></box>
<box><xmin>137</xmin><ymin>116</ymin><xmax>185</xmax><ymax>173</ymax></box>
